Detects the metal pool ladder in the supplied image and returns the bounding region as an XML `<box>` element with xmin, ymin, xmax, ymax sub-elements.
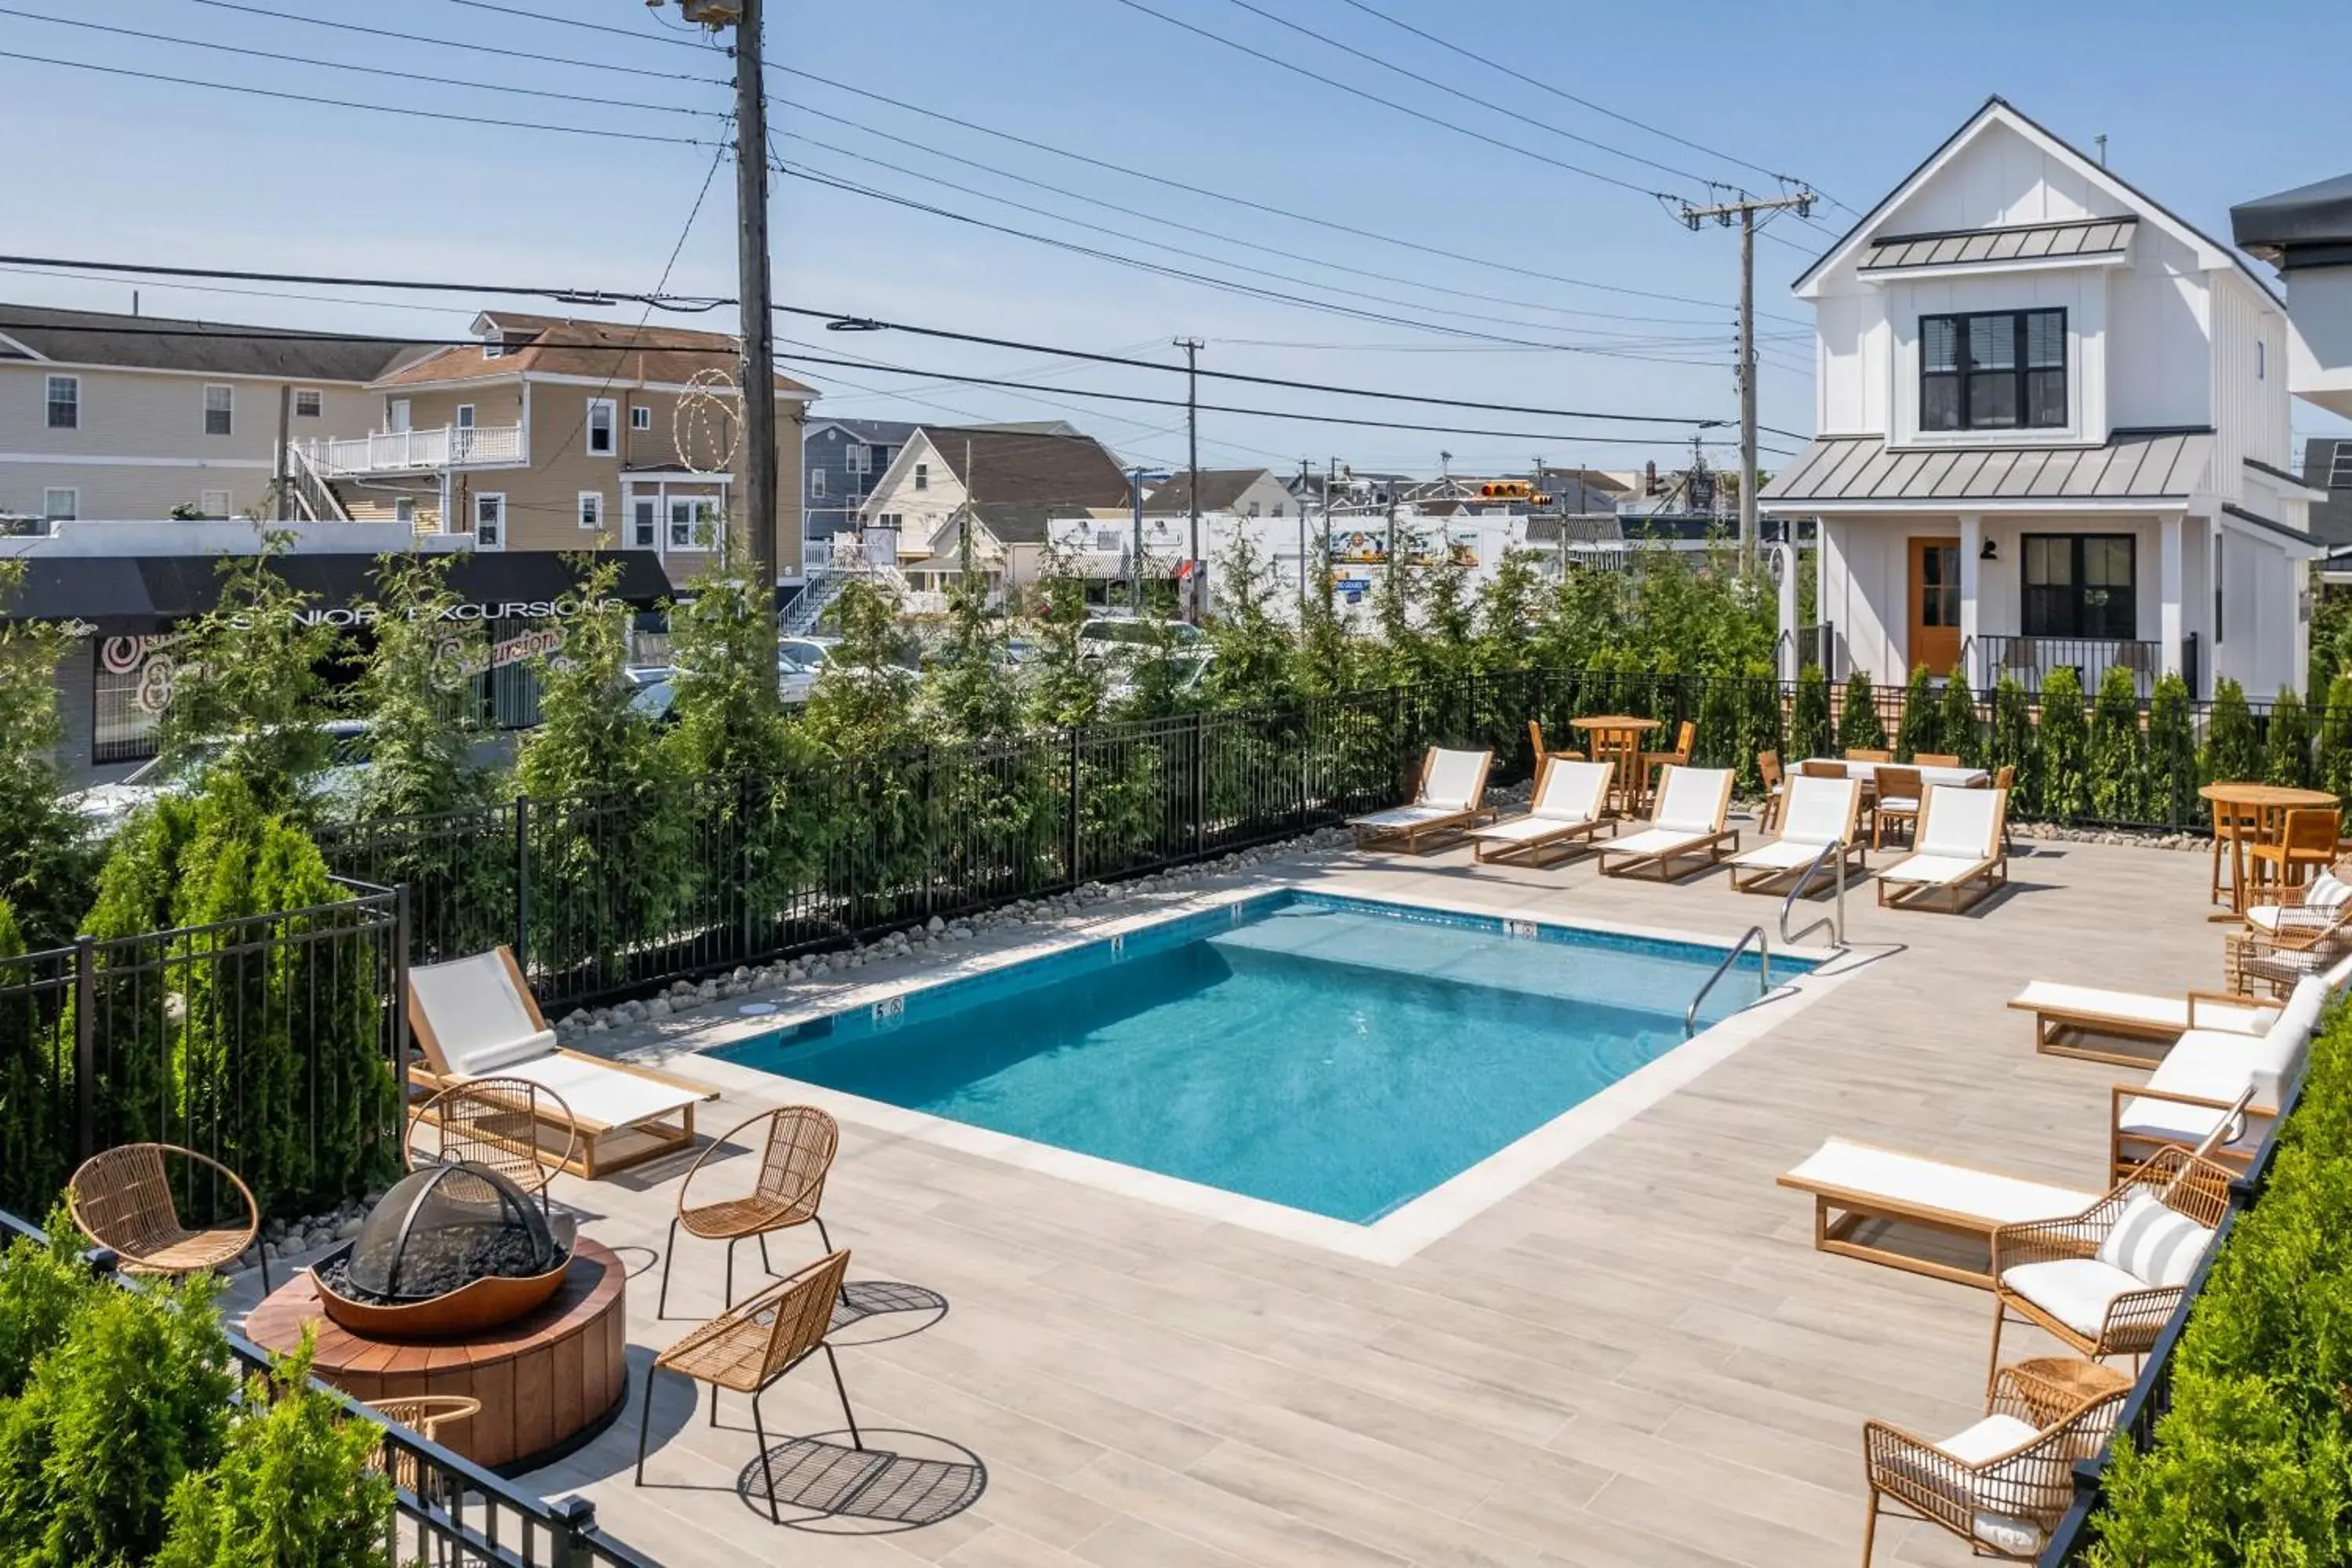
<box><xmin>1686</xmin><ymin>925</ymin><xmax>1768</xmax><ymax>1038</ymax></box>
<box><xmin>1778</xmin><ymin>837</ymin><xmax>1850</xmax><ymax>951</ymax></box>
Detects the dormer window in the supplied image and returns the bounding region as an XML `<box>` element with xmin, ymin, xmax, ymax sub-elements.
<box><xmin>481</xmin><ymin>339</ymin><xmax>504</xmax><ymax>360</ymax></box>
<box><xmin>1921</xmin><ymin>309</ymin><xmax>2066</xmax><ymax>431</ymax></box>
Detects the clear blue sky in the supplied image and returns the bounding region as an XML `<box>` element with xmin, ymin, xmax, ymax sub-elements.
<box><xmin>4</xmin><ymin>0</ymin><xmax>2347</xmax><ymax>476</ymax></box>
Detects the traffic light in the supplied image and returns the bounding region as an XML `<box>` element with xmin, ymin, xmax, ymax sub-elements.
<box><xmin>1477</xmin><ymin>481</ymin><xmax>1532</xmax><ymax>499</ymax></box>
<box><xmin>1529</xmin><ymin>492</ymin><xmax>1553</xmax><ymax>507</ymax></box>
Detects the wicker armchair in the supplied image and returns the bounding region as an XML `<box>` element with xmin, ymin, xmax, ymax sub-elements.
<box><xmin>635</xmin><ymin>1249</ymin><xmax>859</xmax><ymax>1524</ymax></box>
<box><xmin>1861</xmin><ymin>1363</ymin><xmax>2129</xmax><ymax>1565</ymax></box>
<box><xmin>659</xmin><ymin>1106</ymin><xmax>839</xmax><ymax>1318</ymax></box>
<box><xmin>405</xmin><ymin>1076</ymin><xmax>579</xmax><ymax>1210</ymax></box>
<box><xmin>2224</xmin><ymin>889</ymin><xmax>2352</xmax><ymax>997</ymax></box>
<box><xmin>1984</xmin><ymin>1145</ymin><xmax>2233</xmax><ymax>1395</ymax></box>
<box><xmin>67</xmin><ymin>1142</ymin><xmax>266</xmax><ymax>1294</ymax></box>
<box><xmin>365</xmin><ymin>1396</ymin><xmax>482</xmax><ymax>1489</ymax></box>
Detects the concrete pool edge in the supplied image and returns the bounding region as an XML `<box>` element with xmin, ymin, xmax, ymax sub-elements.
<box><xmin>658</xmin><ymin>884</ymin><xmax>1857</xmax><ymax>1266</ymax></box>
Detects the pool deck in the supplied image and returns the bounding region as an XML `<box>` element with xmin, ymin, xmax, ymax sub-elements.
<box><xmin>250</xmin><ymin>830</ymin><xmax>2231</xmax><ymax>1566</ymax></box>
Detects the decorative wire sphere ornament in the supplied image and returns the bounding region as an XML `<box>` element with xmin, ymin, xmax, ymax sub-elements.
<box><xmin>674</xmin><ymin>365</ymin><xmax>742</xmax><ymax>479</ymax></box>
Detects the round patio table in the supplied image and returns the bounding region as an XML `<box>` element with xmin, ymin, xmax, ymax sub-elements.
<box><xmin>2199</xmin><ymin>780</ymin><xmax>2339</xmax><ymax>914</ymax></box>
<box><xmin>1570</xmin><ymin>715</ymin><xmax>1660</xmax><ymax>815</ymax></box>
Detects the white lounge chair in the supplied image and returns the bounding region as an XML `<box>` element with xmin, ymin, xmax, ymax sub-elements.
<box><xmin>2007</xmin><ymin>981</ymin><xmax>2278</xmax><ymax>1067</ymax></box>
<box><xmin>1877</xmin><ymin>785</ymin><xmax>2009</xmax><ymax>913</ymax></box>
<box><xmin>1726</xmin><ymin>773</ymin><xmax>1864</xmax><ymax>895</ymax></box>
<box><xmin>2107</xmin><ymin>965</ymin><xmax>2339</xmax><ymax>1181</ymax></box>
<box><xmin>1596</xmin><ymin>764</ymin><xmax>1738</xmax><ymax>880</ymax></box>
<box><xmin>1346</xmin><ymin>746</ymin><xmax>1494</xmax><ymax>853</ymax></box>
<box><xmin>1778</xmin><ymin>1139</ymin><xmax>2100</xmax><ymax>1289</ymax></box>
<box><xmin>407</xmin><ymin>947</ymin><xmax>719</xmax><ymax>1179</ymax></box>
<box><xmin>1465</xmin><ymin>758</ymin><xmax>1616</xmax><ymax>866</ymax></box>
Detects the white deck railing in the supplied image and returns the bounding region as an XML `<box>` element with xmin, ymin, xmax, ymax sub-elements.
<box><xmin>297</xmin><ymin>424</ymin><xmax>526</xmax><ymax>477</ymax></box>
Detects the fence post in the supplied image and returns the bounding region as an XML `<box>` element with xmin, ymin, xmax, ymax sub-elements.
<box><xmin>920</xmin><ymin>746</ymin><xmax>936</xmax><ymax>920</ymax></box>
<box><xmin>547</xmin><ymin>1495</ymin><xmax>598</xmax><ymax>1568</ymax></box>
<box><xmin>1191</xmin><ymin>710</ymin><xmax>1208</xmax><ymax>858</ymax></box>
<box><xmin>72</xmin><ymin>935</ymin><xmax>95</xmax><ymax>1163</ymax></box>
<box><xmin>390</xmin><ymin>886</ymin><xmax>411</xmax><ymax>1149</ymax></box>
<box><xmin>512</xmin><ymin>795</ymin><xmax>531</xmax><ymax>975</ymax></box>
<box><xmin>739</xmin><ymin>773</ymin><xmax>757</xmax><ymax>963</ymax></box>
<box><xmin>1065</xmin><ymin>725</ymin><xmax>1083</xmax><ymax>890</ymax></box>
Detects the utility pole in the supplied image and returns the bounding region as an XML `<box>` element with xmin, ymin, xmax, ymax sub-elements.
<box><xmin>1295</xmin><ymin>457</ymin><xmax>1310</xmax><ymax>612</ymax></box>
<box><xmin>1123</xmin><ymin>465</ymin><xmax>1167</xmax><ymax>613</ymax></box>
<box><xmin>274</xmin><ymin>383</ymin><xmax>293</xmax><ymax>521</ymax></box>
<box><xmin>1175</xmin><ymin>336</ymin><xmax>1204</xmax><ymax>622</ymax></box>
<box><xmin>1680</xmin><ymin>188</ymin><xmax>1813</xmax><ymax>577</ymax></box>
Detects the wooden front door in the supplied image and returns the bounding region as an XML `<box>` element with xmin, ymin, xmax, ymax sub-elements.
<box><xmin>1907</xmin><ymin>536</ymin><xmax>1962</xmax><ymax>675</ymax></box>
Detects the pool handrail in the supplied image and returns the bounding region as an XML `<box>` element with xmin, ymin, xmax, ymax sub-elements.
<box><xmin>1686</xmin><ymin>925</ymin><xmax>1769</xmax><ymax>1037</ymax></box>
<box><xmin>1779</xmin><ymin>837</ymin><xmax>1849</xmax><ymax>951</ymax></box>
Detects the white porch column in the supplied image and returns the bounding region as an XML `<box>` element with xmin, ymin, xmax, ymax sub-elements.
<box><xmin>2160</xmin><ymin>513</ymin><xmax>2184</xmax><ymax>678</ymax></box>
<box><xmin>1957</xmin><ymin>513</ymin><xmax>1982</xmax><ymax>683</ymax></box>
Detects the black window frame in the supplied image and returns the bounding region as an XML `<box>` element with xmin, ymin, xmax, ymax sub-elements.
<box><xmin>2021</xmin><ymin>532</ymin><xmax>2137</xmax><ymax>641</ymax></box>
<box><xmin>1919</xmin><ymin>307</ymin><xmax>2067</xmax><ymax>432</ymax></box>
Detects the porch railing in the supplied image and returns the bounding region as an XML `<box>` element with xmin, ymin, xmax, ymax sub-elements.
<box><xmin>299</xmin><ymin>423</ymin><xmax>527</xmax><ymax>477</ymax></box>
<box><xmin>1969</xmin><ymin>633</ymin><xmax>2162</xmax><ymax>697</ymax></box>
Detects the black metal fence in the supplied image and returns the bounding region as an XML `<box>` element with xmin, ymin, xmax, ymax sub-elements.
<box><xmin>2035</xmin><ymin>1066</ymin><xmax>2307</xmax><ymax>1566</ymax></box>
<box><xmin>0</xmin><ymin>1207</ymin><xmax>659</xmax><ymax>1568</ymax></box>
<box><xmin>0</xmin><ymin>880</ymin><xmax>408</xmax><ymax>1221</ymax></box>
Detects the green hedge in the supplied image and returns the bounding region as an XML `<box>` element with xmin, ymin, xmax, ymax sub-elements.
<box><xmin>2085</xmin><ymin>1004</ymin><xmax>2352</xmax><ymax>1564</ymax></box>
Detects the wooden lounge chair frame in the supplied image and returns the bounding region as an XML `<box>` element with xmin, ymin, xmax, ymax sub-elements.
<box><xmin>2107</xmin><ymin>1082</ymin><xmax>2269</xmax><ymax>1184</ymax></box>
<box><xmin>1876</xmin><ymin>787</ymin><xmax>2009</xmax><ymax>914</ymax></box>
<box><xmin>1597</xmin><ymin>765</ymin><xmax>1740</xmax><ymax>882</ymax></box>
<box><xmin>407</xmin><ymin>946</ymin><xmax>717</xmax><ymax>1180</ymax></box>
<box><xmin>1726</xmin><ymin>775</ymin><xmax>1866</xmax><ymax>897</ymax></box>
<box><xmin>1468</xmin><ymin>757</ymin><xmax>1619</xmax><ymax>866</ymax></box>
<box><xmin>1347</xmin><ymin>746</ymin><xmax>1495</xmax><ymax>854</ymax></box>
<box><xmin>1777</xmin><ymin>1141</ymin><xmax>2098</xmax><ymax>1290</ymax></box>
<box><xmin>2008</xmin><ymin>985</ymin><xmax>2270</xmax><ymax>1069</ymax></box>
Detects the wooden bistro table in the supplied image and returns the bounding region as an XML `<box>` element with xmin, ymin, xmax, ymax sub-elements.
<box><xmin>2200</xmin><ymin>780</ymin><xmax>2339</xmax><ymax>915</ymax></box>
<box><xmin>248</xmin><ymin>1237</ymin><xmax>630</xmax><ymax>1475</ymax></box>
<box><xmin>1569</xmin><ymin>715</ymin><xmax>1661</xmax><ymax>816</ymax></box>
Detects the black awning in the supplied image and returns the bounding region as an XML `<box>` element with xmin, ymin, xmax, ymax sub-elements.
<box><xmin>0</xmin><ymin>549</ymin><xmax>673</xmax><ymax>633</ymax></box>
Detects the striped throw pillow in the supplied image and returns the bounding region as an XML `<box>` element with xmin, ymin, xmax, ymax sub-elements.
<box><xmin>2095</xmin><ymin>1192</ymin><xmax>2212</xmax><ymax>1289</ymax></box>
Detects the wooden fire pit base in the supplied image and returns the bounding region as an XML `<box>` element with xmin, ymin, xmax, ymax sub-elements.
<box><xmin>247</xmin><ymin>1238</ymin><xmax>628</xmax><ymax>1475</ymax></box>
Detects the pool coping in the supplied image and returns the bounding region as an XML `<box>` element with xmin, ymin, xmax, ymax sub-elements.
<box><xmin>659</xmin><ymin>883</ymin><xmax>1857</xmax><ymax>1266</ymax></box>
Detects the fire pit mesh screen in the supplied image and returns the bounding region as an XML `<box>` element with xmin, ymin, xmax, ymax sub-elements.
<box><xmin>337</xmin><ymin>1161</ymin><xmax>567</xmax><ymax>1302</ymax></box>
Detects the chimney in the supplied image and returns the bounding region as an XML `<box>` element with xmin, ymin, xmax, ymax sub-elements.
<box><xmin>1645</xmin><ymin>459</ymin><xmax>1659</xmax><ymax>496</ymax></box>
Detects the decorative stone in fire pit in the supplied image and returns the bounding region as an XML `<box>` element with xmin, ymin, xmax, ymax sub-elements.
<box><xmin>314</xmin><ymin>1161</ymin><xmax>575</xmax><ymax>1339</ymax></box>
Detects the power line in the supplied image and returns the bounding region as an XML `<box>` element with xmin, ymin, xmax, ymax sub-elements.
<box><xmin>180</xmin><ymin>0</ymin><xmax>730</xmax><ymax>85</ymax></box>
<box><xmin>0</xmin><ymin>47</ymin><xmax>723</xmax><ymax>145</ymax></box>
<box><xmin>1323</xmin><ymin>0</ymin><xmax>1854</xmax><ymax>214</ymax></box>
<box><xmin>0</xmin><ymin>7</ymin><xmax>727</xmax><ymax>118</ymax></box>
<box><xmin>437</xmin><ymin>0</ymin><xmax>713</xmax><ymax>52</ymax></box>
<box><xmin>1213</xmin><ymin>0</ymin><xmax>1715</xmax><ymax>188</ymax></box>
<box><xmin>775</xmin><ymin>65</ymin><xmax>1806</xmax><ymax>325</ymax></box>
<box><xmin>0</xmin><ymin>253</ymin><xmax>1740</xmax><ymax>424</ymax></box>
<box><xmin>1102</xmin><ymin>0</ymin><xmax>1681</xmax><ymax>202</ymax></box>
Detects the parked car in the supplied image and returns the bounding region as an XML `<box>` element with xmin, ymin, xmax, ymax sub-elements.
<box><xmin>67</xmin><ymin>719</ymin><xmax>376</xmax><ymax>828</ymax></box>
<box><xmin>1078</xmin><ymin>617</ymin><xmax>1201</xmax><ymax>661</ymax></box>
<box><xmin>1105</xmin><ymin>649</ymin><xmax>1214</xmax><ymax>705</ymax></box>
<box><xmin>778</xmin><ymin>637</ymin><xmax>837</xmax><ymax>703</ymax></box>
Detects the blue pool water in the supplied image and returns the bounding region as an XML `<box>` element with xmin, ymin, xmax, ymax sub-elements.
<box><xmin>718</xmin><ymin>894</ymin><xmax>1803</xmax><ymax>1225</ymax></box>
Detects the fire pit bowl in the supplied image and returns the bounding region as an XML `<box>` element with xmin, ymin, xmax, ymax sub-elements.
<box><xmin>312</xmin><ymin>1161</ymin><xmax>575</xmax><ymax>1340</ymax></box>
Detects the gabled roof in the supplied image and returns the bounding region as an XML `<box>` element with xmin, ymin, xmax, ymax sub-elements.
<box><xmin>806</xmin><ymin>417</ymin><xmax>918</xmax><ymax>445</ymax></box>
<box><xmin>966</xmin><ymin>501</ymin><xmax>1102</xmax><ymax>546</ymax></box>
<box><xmin>1140</xmin><ymin>468</ymin><xmax>1282</xmax><ymax>514</ymax></box>
<box><xmin>1791</xmin><ymin>97</ymin><xmax>2274</xmax><ymax>303</ymax></box>
<box><xmin>0</xmin><ymin>303</ymin><xmax>414</xmax><ymax>381</ymax></box>
<box><xmin>376</xmin><ymin>313</ymin><xmax>815</xmax><ymax>393</ymax></box>
<box><xmin>917</xmin><ymin>426</ymin><xmax>1133</xmax><ymax>508</ymax></box>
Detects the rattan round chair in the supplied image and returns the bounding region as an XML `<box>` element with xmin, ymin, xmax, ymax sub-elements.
<box><xmin>366</xmin><ymin>1396</ymin><xmax>482</xmax><ymax>1566</ymax></box>
<box><xmin>405</xmin><ymin>1077</ymin><xmax>577</xmax><ymax>1210</ymax></box>
<box><xmin>659</xmin><ymin>1105</ymin><xmax>840</xmax><ymax>1319</ymax></box>
<box><xmin>67</xmin><ymin>1142</ymin><xmax>267</xmax><ymax>1294</ymax></box>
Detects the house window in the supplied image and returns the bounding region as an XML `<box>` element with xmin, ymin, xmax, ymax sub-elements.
<box><xmin>2022</xmin><ymin>534</ymin><xmax>2136</xmax><ymax>641</ymax></box>
<box><xmin>455</xmin><ymin>404</ymin><xmax>476</xmax><ymax>429</ymax></box>
<box><xmin>2214</xmin><ymin>538</ymin><xmax>2225</xmax><ymax>645</ymax></box>
<box><xmin>202</xmin><ymin>383</ymin><xmax>233</xmax><ymax>436</ymax></box>
<box><xmin>2256</xmin><ymin>340</ymin><xmax>2267</xmax><ymax>381</ymax></box>
<box><xmin>631</xmin><ymin>497</ymin><xmax>657</xmax><ymax>549</ymax></box>
<box><xmin>586</xmin><ymin>398</ymin><xmax>617</xmax><ymax>455</ymax></box>
<box><xmin>846</xmin><ymin>442</ymin><xmax>872</xmax><ymax>477</ymax></box>
<box><xmin>630</xmin><ymin>405</ymin><xmax>652</xmax><ymax>431</ymax></box>
<box><xmin>41</xmin><ymin>487</ymin><xmax>76</xmax><ymax>522</ymax></box>
<box><xmin>45</xmin><ymin>374</ymin><xmax>78</xmax><ymax>430</ymax></box>
<box><xmin>199</xmin><ymin>489</ymin><xmax>231</xmax><ymax>518</ymax></box>
<box><xmin>1920</xmin><ymin>309</ymin><xmax>2066</xmax><ymax>431</ymax></box>
<box><xmin>670</xmin><ymin>498</ymin><xmax>717</xmax><ymax>550</ymax></box>
<box><xmin>474</xmin><ymin>492</ymin><xmax>505</xmax><ymax>550</ymax></box>
<box><xmin>293</xmin><ymin>387</ymin><xmax>322</xmax><ymax>419</ymax></box>
<box><xmin>394</xmin><ymin>496</ymin><xmax>416</xmax><ymax>527</ymax></box>
<box><xmin>913</xmin><ymin>462</ymin><xmax>928</xmax><ymax>492</ymax></box>
<box><xmin>1247</xmin><ymin>501</ymin><xmax>1261</xmax><ymax>517</ymax></box>
<box><xmin>809</xmin><ymin>468</ymin><xmax>826</xmax><ymax>498</ymax></box>
<box><xmin>482</xmin><ymin>339</ymin><xmax>503</xmax><ymax>360</ymax></box>
<box><xmin>578</xmin><ymin>492</ymin><xmax>604</xmax><ymax>532</ymax></box>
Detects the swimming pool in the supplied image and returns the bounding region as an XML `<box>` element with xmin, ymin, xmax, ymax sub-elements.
<box><xmin>718</xmin><ymin>893</ymin><xmax>1809</xmax><ymax>1227</ymax></box>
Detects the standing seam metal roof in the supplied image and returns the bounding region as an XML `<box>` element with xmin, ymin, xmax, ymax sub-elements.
<box><xmin>1860</xmin><ymin>218</ymin><xmax>2138</xmax><ymax>272</ymax></box>
<box><xmin>1762</xmin><ymin>430</ymin><xmax>2213</xmax><ymax>503</ymax></box>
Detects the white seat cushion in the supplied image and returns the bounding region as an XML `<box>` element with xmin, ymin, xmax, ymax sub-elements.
<box><xmin>1467</xmin><ymin>814</ymin><xmax>1588</xmax><ymax>845</ymax></box>
<box><xmin>2095</xmin><ymin>1191</ymin><xmax>2213</xmax><ymax>1289</ymax></box>
<box><xmin>2000</xmin><ymin>1257</ymin><xmax>2146</xmax><ymax>1338</ymax></box>
<box><xmin>409</xmin><ymin>951</ymin><xmax>557</xmax><ymax>1076</ymax></box>
<box><xmin>2008</xmin><ymin>981</ymin><xmax>2276</xmax><ymax>1037</ymax></box>
<box><xmin>2119</xmin><ymin>1035</ymin><xmax>2262</xmax><ymax>1146</ymax></box>
<box><xmin>1350</xmin><ymin>803</ymin><xmax>1464</xmax><ymax>830</ymax></box>
<box><xmin>1877</xmin><ymin>796</ymin><xmax>1920</xmax><ymax>812</ymax></box>
<box><xmin>1878</xmin><ymin>851</ymin><xmax>1988</xmax><ymax>887</ymax></box>
<box><xmin>1970</xmin><ymin>1512</ymin><xmax>2046</xmax><ymax>1557</ymax></box>
<box><xmin>1610</xmin><ymin>826</ymin><xmax>1711</xmax><ymax>858</ymax></box>
<box><xmin>1784</xmin><ymin>1140</ymin><xmax>2092</xmax><ymax>1225</ymax></box>
<box><xmin>1900</xmin><ymin>1414</ymin><xmax>2064</xmax><ymax>1548</ymax></box>
<box><xmin>499</xmin><ymin>1053</ymin><xmax>707</xmax><ymax>1131</ymax></box>
<box><xmin>1731</xmin><ymin>838</ymin><xmax>1827</xmax><ymax>872</ymax></box>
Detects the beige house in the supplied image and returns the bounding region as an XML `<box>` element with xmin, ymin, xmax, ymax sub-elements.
<box><xmin>0</xmin><ymin>304</ymin><xmax>401</xmax><ymax>526</ymax></box>
<box><xmin>297</xmin><ymin>312</ymin><xmax>815</xmax><ymax>586</ymax></box>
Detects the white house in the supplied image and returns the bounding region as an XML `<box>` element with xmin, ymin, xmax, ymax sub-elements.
<box><xmin>1763</xmin><ymin>98</ymin><xmax>2323</xmax><ymax>700</ymax></box>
